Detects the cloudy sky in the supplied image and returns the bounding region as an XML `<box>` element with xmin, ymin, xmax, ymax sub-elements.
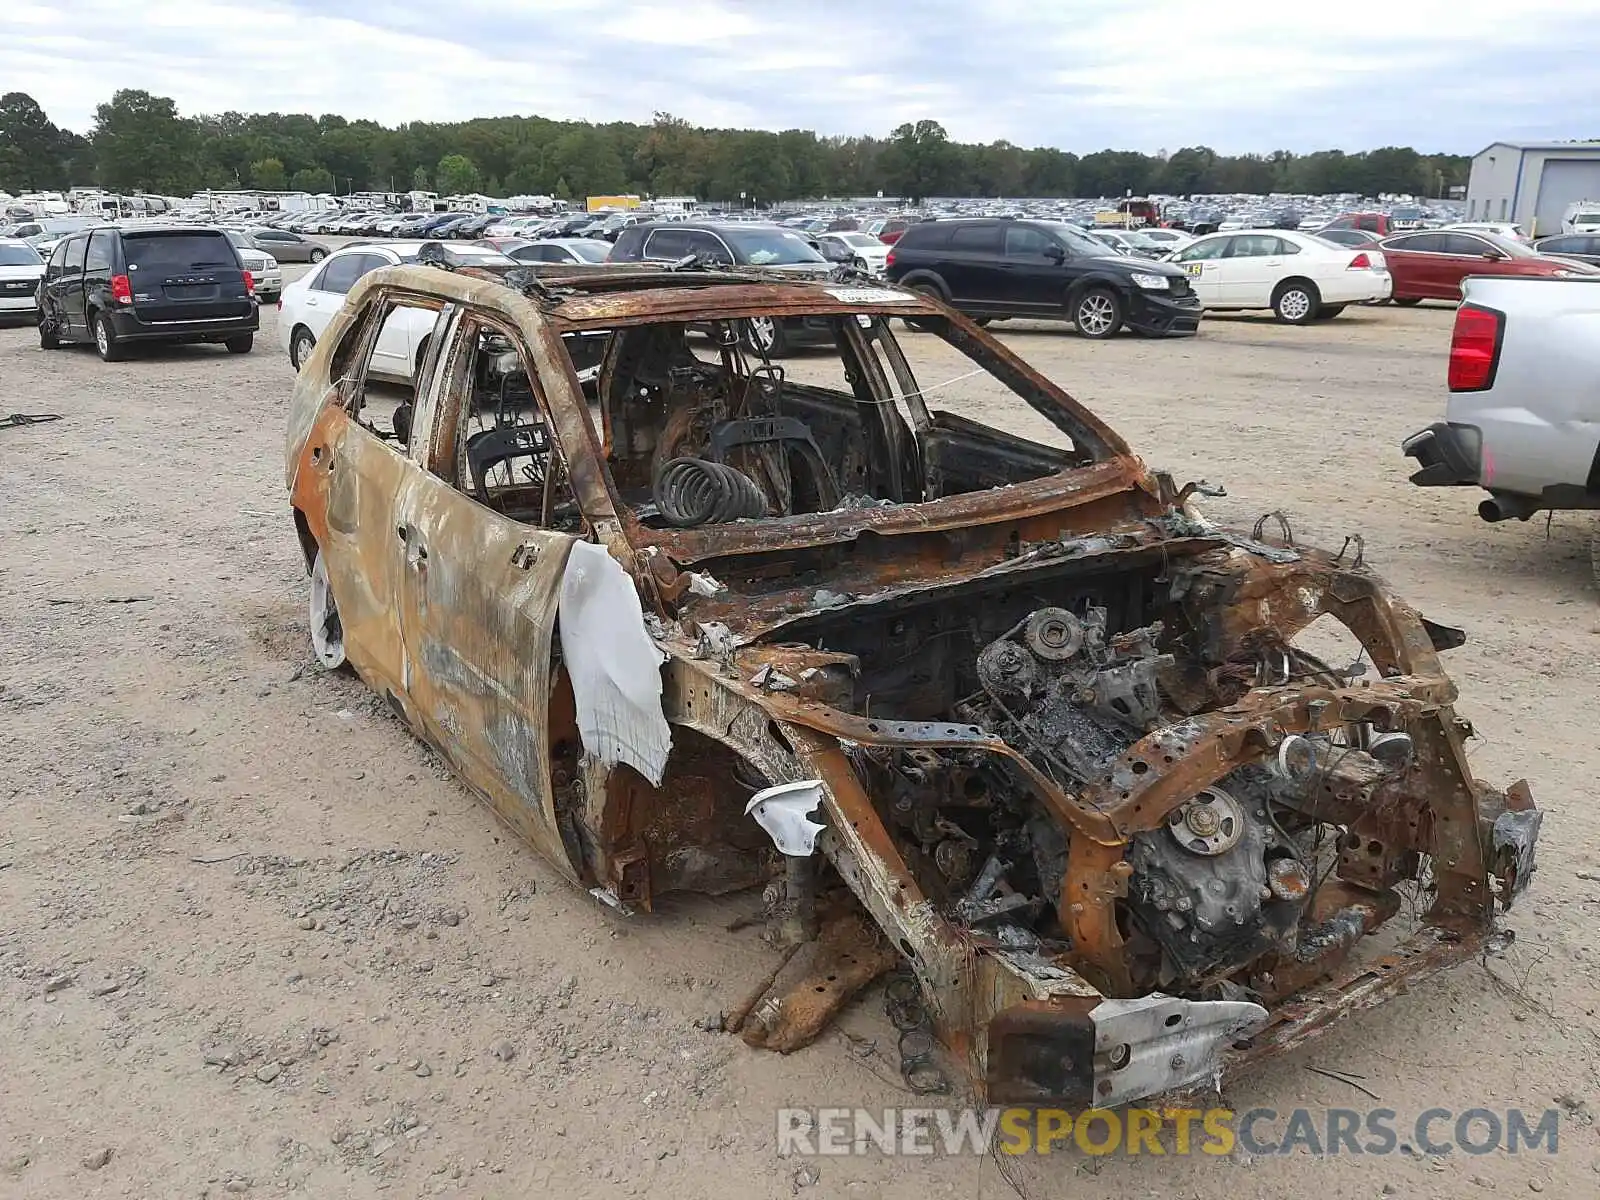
<box><xmin>6</xmin><ymin>0</ymin><xmax>1596</xmax><ymax>153</ymax></box>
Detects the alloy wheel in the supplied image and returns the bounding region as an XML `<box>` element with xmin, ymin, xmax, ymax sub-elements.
<box><xmin>1077</xmin><ymin>294</ymin><xmax>1115</xmax><ymax>337</ymax></box>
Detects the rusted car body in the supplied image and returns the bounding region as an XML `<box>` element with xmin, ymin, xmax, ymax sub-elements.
<box><xmin>285</xmin><ymin>253</ymin><xmax>1539</xmax><ymax>1107</ymax></box>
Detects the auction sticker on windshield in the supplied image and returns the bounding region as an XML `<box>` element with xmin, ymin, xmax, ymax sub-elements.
<box><xmin>824</xmin><ymin>286</ymin><xmax>916</xmax><ymax>304</ymax></box>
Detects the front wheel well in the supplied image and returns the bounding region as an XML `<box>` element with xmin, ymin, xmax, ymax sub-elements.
<box><xmin>1272</xmin><ymin>276</ymin><xmax>1318</xmax><ymax>302</ymax></box>
<box><xmin>897</xmin><ymin>272</ymin><xmax>951</xmax><ymax>301</ymax></box>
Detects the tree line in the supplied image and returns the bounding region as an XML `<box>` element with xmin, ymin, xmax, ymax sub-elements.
<box><xmin>1</xmin><ymin>89</ymin><xmax>1472</xmax><ymax>204</ymax></box>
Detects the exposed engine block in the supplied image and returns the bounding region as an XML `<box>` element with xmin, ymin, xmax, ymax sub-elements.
<box><xmin>968</xmin><ymin>605</ymin><xmax>1314</xmax><ymax>984</ymax></box>
<box><xmin>973</xmin><ymin>606</ymin><xmax>1169</xmax><ymax>786</ymax></box>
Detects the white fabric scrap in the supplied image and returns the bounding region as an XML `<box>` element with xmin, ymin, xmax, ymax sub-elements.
<box><xmin>558</xmin><ymin>541</ymin><xmax>672</xmax><ymax>785</ymax></box>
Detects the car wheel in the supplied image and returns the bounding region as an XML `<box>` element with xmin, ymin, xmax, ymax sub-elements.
<box><xmin>902</xmin><ymin>283</ymin><xmax>944</xmax><ymax>331</ymax></box>
<box><xmin>290</xmin><ymin>326</ymin><xmax>316</xmax><ymax>370</ymax></box>
<box><xmin>308</xmin><ymin>549</ymin><xmax>347</xmax><ymax>671</ymax></box>
<box><xmin>1072</xmin><ymin>287</ymin><xmax>1122</xmax><ymax>339</ymax></box>
<box><xmin>38</xmin><ymin>312</ymin><xmax>60</xmax><ymax>350</ymax></box>
<box><xmin>1314</xmin><ymin>304</ymin><xmax>1346</xmax><ymax>320</ymax></box>
<box><xmin>93</xmin><ymin>311</ymin><xmax>125</xmax><ymax>362</ymax></box>
<box><xmin>1272</xmin><ymin>279</ymin><xmax>1319</xmax><ymax>324</ymax></box>
<box><xmin>225</xmin><ymin>334</ymin><xmax>254</xmax><ymax>354</ymax></box>
<box><xmin>743</xmin><ymin>316</ymin><xmax>789</xmax><ymax>356</ymax></box>
<box><xmin>308</xmin><ymin>248</ymin><xmax>327</xmax><ymax>263</ymax></box>
<box><xmin>1393</xmin><ymin>296</ymin><xmax>1423</xmax><ymax>307</ymax></box>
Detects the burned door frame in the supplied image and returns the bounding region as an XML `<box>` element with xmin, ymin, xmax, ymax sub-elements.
<box><xmin>299</xmin><ymin>292</ymin><xmax>429</xmax><ymax>703</ymax></box>
<box><xmin>390</xmin><ymin>301</ymin><xmax>586</xmax><ymax>879</ymax></box>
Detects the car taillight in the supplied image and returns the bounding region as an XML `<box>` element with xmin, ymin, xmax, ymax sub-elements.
<box><xmin>1447</xmin><ymin>304</ymin><xmax>1503</xmax><ymax>392</ymax></box>
<box><xmin>1348</xmin><ymin>252</ymin><xmax>1370</xmax><ymax>269</ymax></box>
<box><xmin>242</xmin><ymin>270</ymin><xmax>255</xmax><ymax>296</ymax></box>
<box><xmin>110</xmin><ymin>274</ymin><xmax>132</xmax><ymax>305</ymax></box>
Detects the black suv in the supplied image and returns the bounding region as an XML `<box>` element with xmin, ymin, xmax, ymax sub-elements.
<box><xmin>609</xmin><ymin>221</ymin><xmax>835</xmax><ymax>354</ymax></box>
<box><xmin>37</xmin><ymin>224</ymin><xmax>259</xmax><ymax>360</ymax></box>
<box><xmin>885</xmin><ymin>218</ymin><xmax>1200</xmax><ymax>338</ymax></box>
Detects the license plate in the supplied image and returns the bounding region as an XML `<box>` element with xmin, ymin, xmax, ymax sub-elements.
<box><xmin>165</xmin><ymin>285</ymin><xmax>217</xmax><ymax>299</ymax></box>
<box><xmin>1185</xmin><ymin>263</ymin><xmax>1204</xmax><ymax>278</ymax></box>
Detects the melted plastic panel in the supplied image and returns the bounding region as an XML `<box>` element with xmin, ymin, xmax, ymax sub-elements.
<box><xmin>558</xmin><ymin>541</ymin><xmax>672</xmax><ymax>784</ymax></box>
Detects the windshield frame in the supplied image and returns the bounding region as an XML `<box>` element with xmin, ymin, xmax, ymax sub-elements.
<box><xmin>556</xmin><ymin>301</ymin><xmax>1132</xmax><ymax>561</ymax></box>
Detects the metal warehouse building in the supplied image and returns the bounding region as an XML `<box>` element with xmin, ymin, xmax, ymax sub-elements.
<box><xmin>1466</xmin><ymin>140</ymin><xmax>1600</xmax><ymax>234</ymax></box>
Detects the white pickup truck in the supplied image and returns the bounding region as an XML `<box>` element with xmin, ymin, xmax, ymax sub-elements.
<box><xmin>1402</xmin><ymin>275</ymin><xmax>1600</xmax><ymax>584</ymax></box>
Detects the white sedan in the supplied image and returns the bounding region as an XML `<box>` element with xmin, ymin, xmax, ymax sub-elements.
<box><xmin>1166</xmin><ymin>230</ymin><xmax>1391</xmax><ymax>322</ymax></box>
<box><xmin>0</xmin><ymin>238</ymin><xmax>46</xmax><ymax>317</ymax></box>
<box><xmin>816</xmin><ymin>231</ymin><xmax>890</xmax><ymax>275</ymax></box>
<box><xmin>277</xmin><ymin>241</ymin><xmax>514</xmax><ymax>379</ymax></box>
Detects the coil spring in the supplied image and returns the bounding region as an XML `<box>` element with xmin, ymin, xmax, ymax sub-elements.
<box><xmin>884</xmin><ymin>970</ymin><xmax>950</xmax><ymax>1095</ymax></box>
<box><xmin>653</xmin><ymin>457</ymin><xmax>768</xmax><ymax>527</ymax></box>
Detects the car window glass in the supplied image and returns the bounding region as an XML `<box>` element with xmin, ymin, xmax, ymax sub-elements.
<box><xmin>1439</xmin><ymin>234</ymin><xmax>1489</xmax><ymax>256</ymax></box>
<box><xmin>316</xmin><ymin>252</ymin><xmax>374</xmax><ymax>295</ymax></box>
<box><xmin>1356</xmin><ymin>215</ymin><xmax>1380</xmax><ymax>231</ymax></box>
<box><xmin>949</xmin><ymin>225</ymin><xmax>1001</xmax><ymax>253</ymax></box>
<box><xmin>643</xmin><ymin>228</ymin><xmax>691</xmax><ymax>259</ymax></box>
<box><xmin>1391</xmin><ymin>233</ymin><xmax>1438</xmax><ymax>253</ymax></box>
<box><xmin>1004</xmin><ymin>226</ymin><xmax>1056</xmax><ymax>258</ymax></box>
<box><xmin>45</xmin><ymin>240</ymin><xmax>70</xmax><ymax>277</ymax></box>
<box><xmin>1226</xmin><ymin>234</ymin><xmax>1278</xmax><ymax>258</ymax></box>
<box><xmin>1175</xmin><ymin>237</ymin><xmax>1227</xmax><ymax>262</ymax></box>
<box><xmin>899</xmin><ymin>223</ymin><xmax>951</xmax><ymax>250</ymax></box>
<box><xmin>683</xmin><ymin>231</ymin><xmax>733</xmax><ymax>264</ymax></box>
<box><xmin>121</xmin><ymin>232</ymin><xmax>236</xmax><ymax>273</ymax></box>
<box><xmin>84</xmin><ymin>230</ymin><xmax>115</xmax><ymax>272</ymax></box>
<box><xmin>64</xmin><ymin>235</ymin><xmax>88</xmax><ymax>274</ymax></box>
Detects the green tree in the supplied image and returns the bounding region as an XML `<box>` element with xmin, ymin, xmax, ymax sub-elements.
<box><xmin>1157</xmin><ymin>146</ymin><xmax>1219</xmax><ymax>195</ymax></box>
<box><xmin>435</xmin><ymin>153</ymin><xmax>480</xmax><ymax>194</ymax></box>
<box><xmin>0</xmin><ymin>92</ymin><xmax>65</xmax><ymax>189</ymax></box>
<box><xmin>92</xmin><ymin>89</ymin><xmax>199</xmax><ymax>193</ymax></box>
<box><xmin>250</xmin><ymin>156</ymin><xmax>286</xmax><ymax>190</ymax></box>
<box><xmin>291</xmin><ymin>165</ymin><xmax>335</xmax><ymax>193</ymax></box>
<box><xmin>885</xmin><ymin>120</ymin><xmax>952</xmax><ymax>203</ymax></box>
<box><xmin>411</xmin><ymin>165</ymin><xmax>430</xmax><ymax>190</ymax></box>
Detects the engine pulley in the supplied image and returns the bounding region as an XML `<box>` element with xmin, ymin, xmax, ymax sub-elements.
<box><xmin>1167</xmin><ymin>786</ymin><xmax>1246</xmax><ymax>856</ymax></box>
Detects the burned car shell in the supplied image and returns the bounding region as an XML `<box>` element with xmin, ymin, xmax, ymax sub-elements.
<box><xmin>286</xmin><ymin>262</ymin><xmax>1538</xmax><ymax>1108</ymax></box>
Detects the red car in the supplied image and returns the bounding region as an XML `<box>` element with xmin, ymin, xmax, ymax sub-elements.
<box><xmin>1321</xmin><ymin>212</ymin><xmax>1398</xmax><ymax>236</ymax></box>
<box><xmin>1377</xmin><ymin>229</ymin><xmax>1599</xmax><ymax>303</ymax></box>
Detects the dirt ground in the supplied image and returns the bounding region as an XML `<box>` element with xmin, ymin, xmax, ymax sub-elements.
<box><xmin>1</xmin><ymin>261</ymin><xmax>1597</xmax><ymax>1200</ymax></box>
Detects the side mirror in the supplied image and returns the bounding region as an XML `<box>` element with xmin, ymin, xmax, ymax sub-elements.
<box><xmin>1044</xmin><ymin>244</ymin><xmax>1066</xmax><ymax>263</ymax></box>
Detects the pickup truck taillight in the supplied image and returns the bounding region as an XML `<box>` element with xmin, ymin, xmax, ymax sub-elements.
<box><xmin>109</xmin><ymin>274</ymin><xmax>132</xmax><ymax>305</ymax></box>
<box><xmin>1447</xmin><ymin>304</ymin><xmax>1503</xmax><ymax>392</ymax></box>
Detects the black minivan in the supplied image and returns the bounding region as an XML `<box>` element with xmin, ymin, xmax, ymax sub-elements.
<box><xmin>37</xmin><ymin>225</ymin><xmax>258</xmax><ymax>360</ymax></box>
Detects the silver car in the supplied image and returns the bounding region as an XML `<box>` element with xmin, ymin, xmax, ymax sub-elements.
<box><xmin>245</xmin><ymin>228</ymin><xmax>330</xmax><ymax>263</ymax></box>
